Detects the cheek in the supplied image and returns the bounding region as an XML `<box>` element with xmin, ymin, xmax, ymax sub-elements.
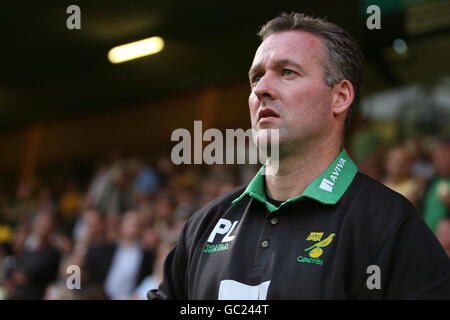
<box><xmin>296</xmin><ymin>83</ymin><xmax>332</xmax><ymax>116</ymax></box>
<box><xmin>248</xmin><ymin>94</ymin><xmax>258</xmax><ymax>121</ymax></box>
<box><xmin>284</xmin><ymin>83</ymin><xmax>333</xmax><ymax>132</ymax></box>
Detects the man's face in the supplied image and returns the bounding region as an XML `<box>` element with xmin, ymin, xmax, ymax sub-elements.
<box><xmin>121</xmin><ymin>213</ymin><xmax>141</xmax><ymax>240</ymax></box>
<box><xmin>33</xmin><ymin>213</ymin><xmax>54</xmax><ymax>238</ymax></box>
<box><xmin>248</xmin><ymin>31</ymin><xmax>335</xmax><ymax>154</ymax></box>
<box><xmin>386</xmin><ymin>148</ymin><xmax>411</xmax><ymax>179</ymax></box>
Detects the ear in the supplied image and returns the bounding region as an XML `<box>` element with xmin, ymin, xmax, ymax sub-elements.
<box><xmin>331</xmin><ymin>79</ymin><xmax>354</xmax><ymax>116</ymax></box>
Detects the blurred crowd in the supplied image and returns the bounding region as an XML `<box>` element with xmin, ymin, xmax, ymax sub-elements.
<box><xmin>355</xmin><ymin>135</ymin><xmax>450</xmax><ymax>256</ymax></box>
<box><xmin>0</xmin><ymin>135</ymin><xmax>449</xmax><ymax>300</ymax></box>
<box><xmin>0</xmin><ymin>155</ymin><xmax>245</xmax><ymax>300</ymax></box>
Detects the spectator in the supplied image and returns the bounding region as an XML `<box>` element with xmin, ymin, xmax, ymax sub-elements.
<box><xmin>358</xmin><ymin>151</ymin><xmax>383</xmax><ymax>182</ymax></box>
<box><xmin>156</xmin><ymin>157</ymin><xmax>176</xmax><ymax>189</ymax></box>
<box><xmin>422</xmin><ymin>137</ymin><xmax>450</xmax><ymax>233</ymax></box>
<box><xmin>140</xmin><ymin>225</ymin><xmax>159</xmax><ymax>252</ymax></box>
<box><xmin>66</xmin><ymin>208</ymin><xmax>108</xmax><ymax>297</ymax></box>
<box><xmin>132</xmin><ymin>161</ymin><xmax>161</xmax><ymax>205</ymax></box>
<box><xmin>151</xmin><ymin>193</ymin><xmax>175</xmax><ymax>234</ymax></box>
<box><xmin>84</xmin><ymin>211</ymin><xmax>154</xmax><ymax>299</ymax></box>
<box><xmin>31</xmin><ymin>188</ymin><xmax>56</xmax><ymax>218</ymax></box>
<box><xmin>58</xmin><ymin>181</ymin><xmax>83</xmax><ymax>235</ymax></box>
<box><xmin>100</xmin><ymin>164</ymin><xmax>131</xmax><ymax>216</ymax></box>
<box><xmin>130</xmin><ymin>239</ymin><xmax>175</xmax><ymax>300</ymax></box>
<box><xmin>72</xmin><ymin>207</ymin><xmax>107</xmax><ymax>249</ymax></box>
<box><xmin>7</xmin><ymin>212</ymin><xmax>61</xmax><ymax>299</ymax></box>
<box><xmin>104</xmin><ymin>214</ymin><xmax>121</xmax><ymax>244</ymax></box>
<box><xmin>85</xmin><ymin>163</ymin><xmax>110</xmax><ymax>210</ymax></box>
<box><xmin>436</xmin><ymin>218</ymin><xmax>450</xmax><ymax>257</ymax></box>
<box><xmin>90</xmin><ymin>160</ymin><xmax>137</xmax><ymax>217</ymax></box>
<box><xmin>382</xmin><ymin>145</ymin><xmax>422</xmax><ymax>208</ymax></box>
<box><xmin>408</xmin><ymin>136</ymin><xmax>435</xmax><ymax>181</ymax></box>
<box><xmin>173</xmin><ymin>188</ymin><xmax>199</xmax><ymax>221</ymax></box>
<box><xmin>3</xmin><ymin>180</ymin><xmax>34</xmax><ymax>227</ymax></box>
<box><xmin>0</xmin><ymin>218</ymin><xmax>13</xmax><ymax>255</ymax></box>
<box><xmin>1</xmin><ymin>221</ymin><xmax>29</xmax><ymax>298</ymax></box>
<box><xmin>67</xmin><ymin>208</ymin><xmax>106</xmax><ymax>281</ymax></box>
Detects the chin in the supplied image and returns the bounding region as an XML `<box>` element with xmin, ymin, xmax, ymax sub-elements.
<box><xmin>253</xmin><ymin>128</ymin><xmax>281</xmax><ymax>155</ymax></box>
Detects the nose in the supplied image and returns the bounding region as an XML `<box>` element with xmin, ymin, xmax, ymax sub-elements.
<box><xmin>253</xmin><ymin>73</ymin><xmax>277</xmax><ymax>101</ymax></box>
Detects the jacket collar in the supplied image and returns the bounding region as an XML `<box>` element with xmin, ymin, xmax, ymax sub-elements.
<box><xmin>232</xmin><ymin>149</ymin><xmax>358</xmax><ymax>212</ymax></box>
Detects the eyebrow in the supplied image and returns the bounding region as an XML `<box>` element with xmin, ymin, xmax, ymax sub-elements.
<box><xmin>248</xmin><ymin>59</ymin><xmax>307</xmax><ymax>78</ymax></box>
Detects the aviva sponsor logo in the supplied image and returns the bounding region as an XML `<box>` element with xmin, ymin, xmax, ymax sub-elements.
<box><xmin>319</xmin><ymin>157</ymin><xmax>347</xmax><ymax>192</ymax></box>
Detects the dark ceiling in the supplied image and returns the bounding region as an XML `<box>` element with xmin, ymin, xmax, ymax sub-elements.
<box><xmin>0</xmin><ymin>0</ymin><xmax>449</xmax><ymax>132</ymax></box>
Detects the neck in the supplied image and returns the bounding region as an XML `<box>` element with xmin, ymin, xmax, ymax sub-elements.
<box><xmin>264</xmin><ymin>138</ymin><xmax>341</xmax><ymax>201</ymax></box>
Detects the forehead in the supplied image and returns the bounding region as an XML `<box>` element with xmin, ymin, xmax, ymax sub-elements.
<box><xmin>252</xmin><ymin>30</ymin><xmax>325</xmax><ymax>67</ymax></box>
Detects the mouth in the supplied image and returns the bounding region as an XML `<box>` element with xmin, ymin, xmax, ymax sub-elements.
<box><xmin>257</xmin><ymin>107</ymin><xmax>280</xmax><ymax>123</ymax></box>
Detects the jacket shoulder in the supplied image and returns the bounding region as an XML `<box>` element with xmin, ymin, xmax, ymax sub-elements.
<box><xmin>341</xmin><ymin>172</ymin><xmax>420</xmax><ymax>247</ymax></box>
<box><xmin>346</xmin><ymin>172</ymin><xmax>418</xmax><ymax>216</ymax></box>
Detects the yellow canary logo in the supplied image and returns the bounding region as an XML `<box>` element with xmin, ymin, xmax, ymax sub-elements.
<box><xmin>304</xmin><ymin>233</ymin><xmax>335</xmax><ymax>258</ymax></box>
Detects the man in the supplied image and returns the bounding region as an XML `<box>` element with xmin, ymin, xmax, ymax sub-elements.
<box><xmin>382</xmin><ymin>145</ymin><xmax>421</xmax><ymax>209</ymax></box>
<box><xmin>422</xmin><ymin>137</ymin><xmax>450</xmax><ymax>233</ymax></box>
<box><xmin>84</xmin><ymin>211</ymin><xmax>154</xmax><ymax>299</ymax></box>
<box><xmin>8</xmin><ymin>212</ymin><xmax>60</xmax><ymax>300</ymax></box>
<box><xmin>148</xmin><ymin>12</ymin><xmax>450</xmax><ymax>299</ymax></box>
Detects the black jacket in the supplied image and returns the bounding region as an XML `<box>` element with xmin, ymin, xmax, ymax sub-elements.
<box><xmin>11</xmin><ymin>245</ymin><xmax>60</xmax><ymax>300</ymax></box>
<box><xmin>149</xmin><ymin>172</ymin><xmax>450</xmax><ymax>299</ymax></box>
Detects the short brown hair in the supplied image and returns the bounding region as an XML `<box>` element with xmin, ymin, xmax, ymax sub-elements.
<box><xmin>258</xmin><ymin>12</ymin><xmax>364</xmax><ymax>133</ymax></box>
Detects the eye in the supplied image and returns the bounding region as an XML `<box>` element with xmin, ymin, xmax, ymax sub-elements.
<box><xmin>250</xmin><ymin>74</ymin><xmax>263</xmax><ymax>86</ymax></box>
<box><xmin>281</xmin><ymin>69</ymin><xmax>296</xmax><ymax>77</ymax></box>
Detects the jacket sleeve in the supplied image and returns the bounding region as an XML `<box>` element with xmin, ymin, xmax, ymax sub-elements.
<box><xmin>369</xmin><ymin>213</ymin><xmax>450</xmax><ymax>299</ymax></box>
